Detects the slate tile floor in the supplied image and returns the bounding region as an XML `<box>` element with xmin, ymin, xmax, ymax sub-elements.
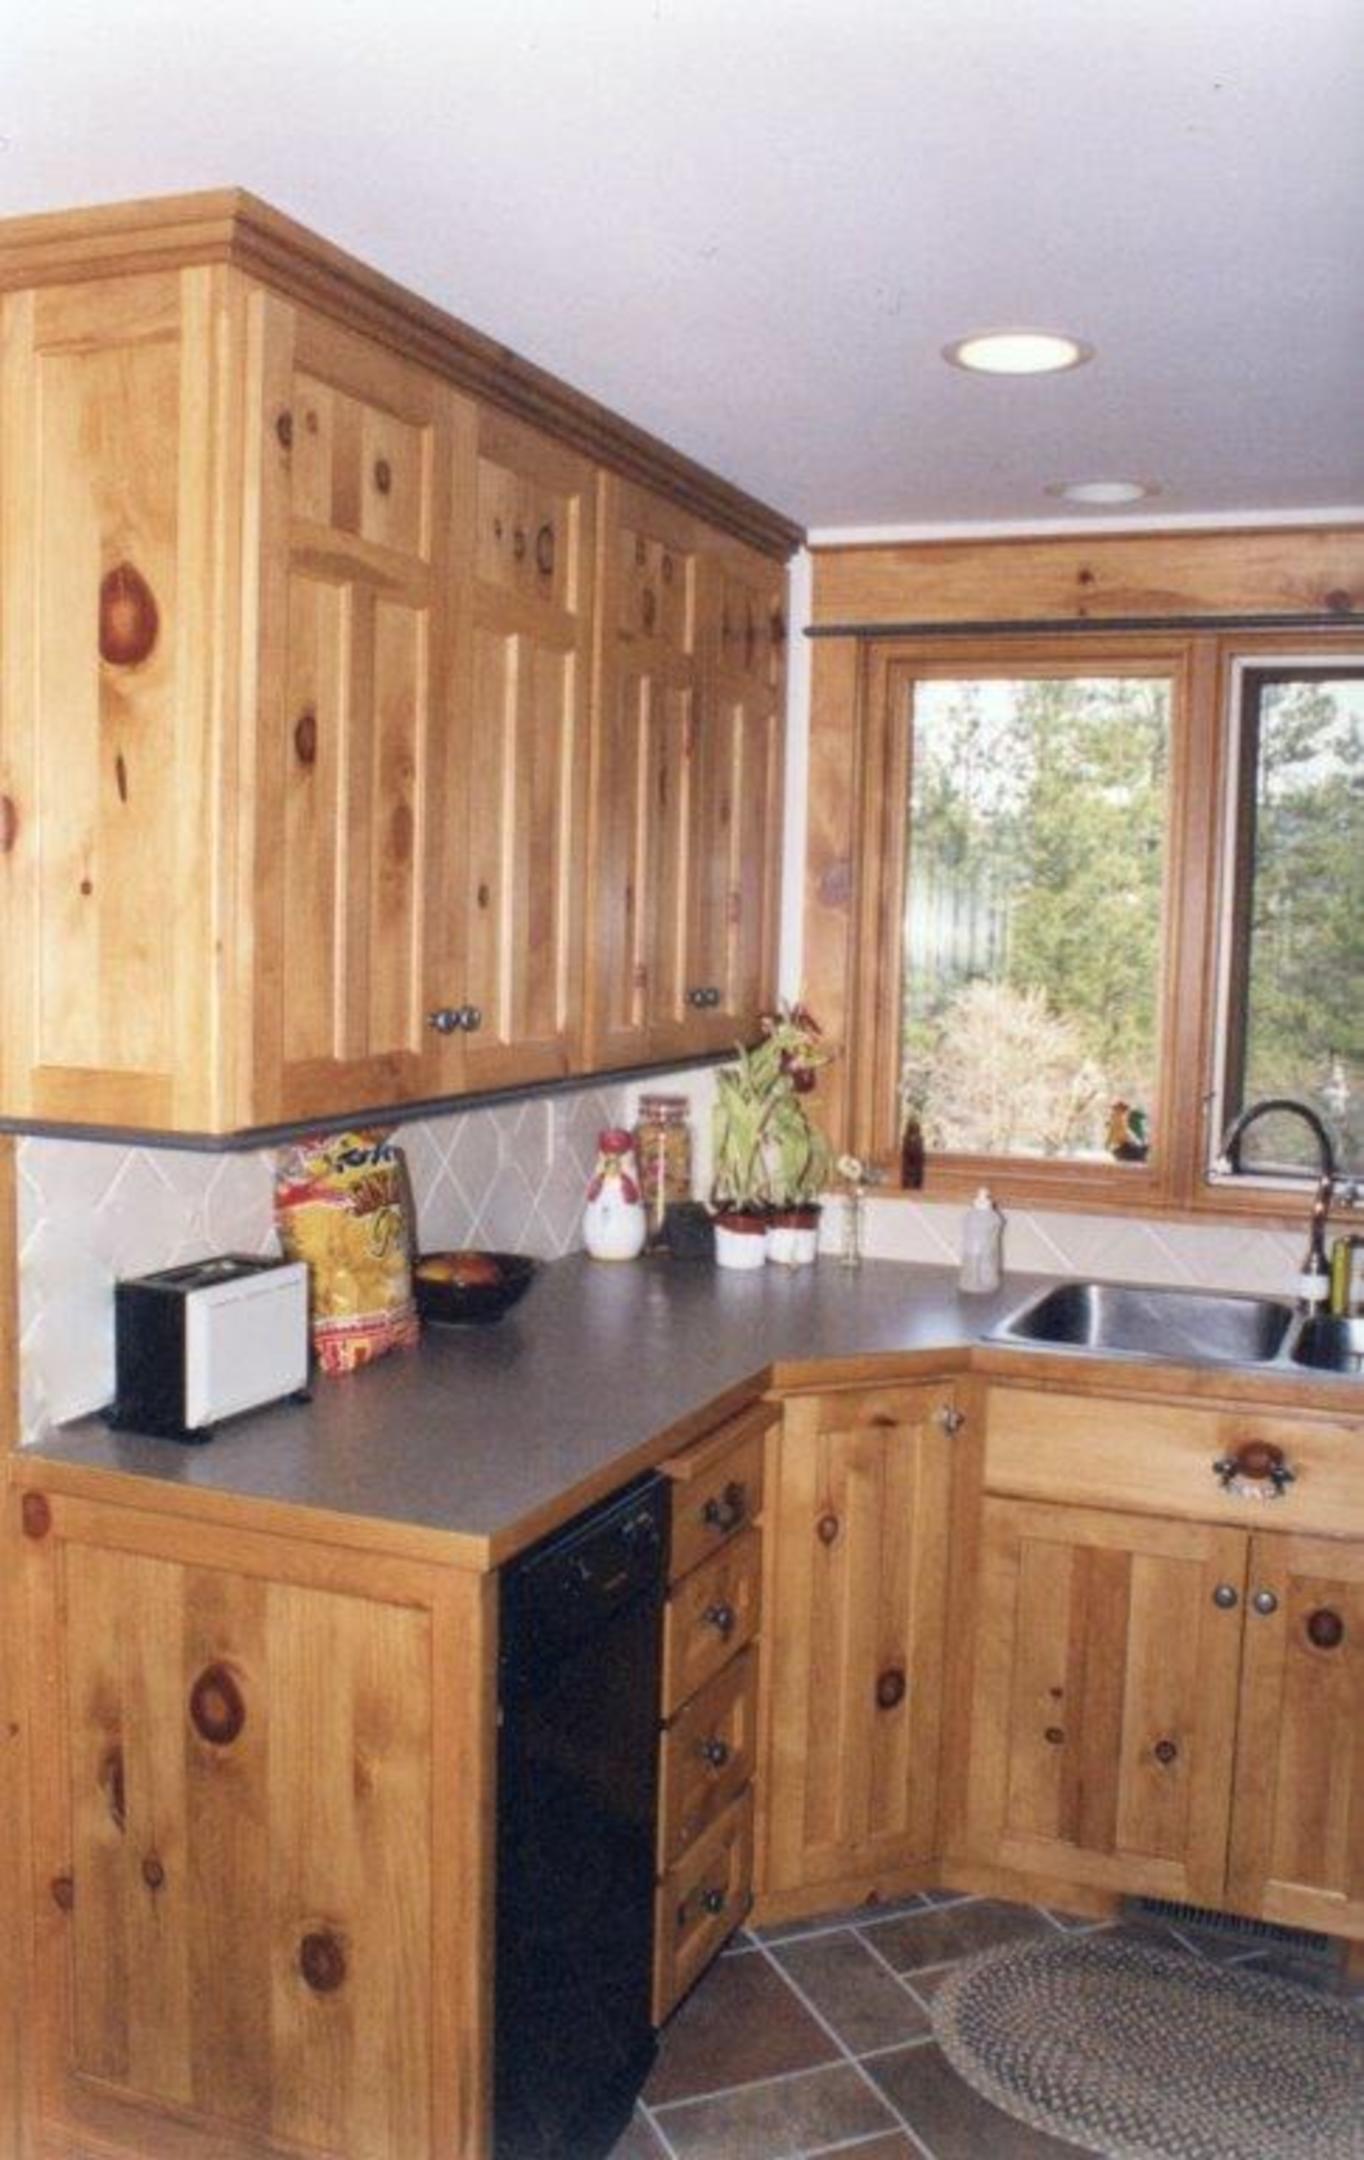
<box><xmin>608</xmin><ymin>1890</ymin><xmax>1363</xmax><ymax>2160</ymax></box>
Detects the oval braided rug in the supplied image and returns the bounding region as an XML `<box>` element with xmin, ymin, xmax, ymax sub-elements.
<box><xmin>930</xmin><ymin>1931</ymin><xmax>1364</xmax><ymax>2160</ymax></box>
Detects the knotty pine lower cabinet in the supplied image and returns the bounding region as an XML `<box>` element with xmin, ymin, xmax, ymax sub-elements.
<box><xmin>962</xmin><ymin>1496</ymin><xmax>1247</xmax><ymax>1907</ymax></box>
<box><xmin>757</xmin><ymin>1382</ymin><xmax>957</xmax><ymax>1911</ymax></box>
<box><xmin>1225</xmin><ymin>1530</ymin><xmax>1364</xmax><ymax>1938</ymax></box>
<box><xmin>961</xmin><ymin>1496</ymin><xmax>1364</xmax><ymax>1939</ymax></box>
<box><xmin>17</xmin><ymin>1485</ymin><xmax>495</xmax><ymax>2160</ymax></box>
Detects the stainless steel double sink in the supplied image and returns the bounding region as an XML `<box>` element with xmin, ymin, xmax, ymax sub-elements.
<box><xmin>991</xmin><ymin>1280</ymin><xmax>1364</xmax><ymax>1377</ymax></box>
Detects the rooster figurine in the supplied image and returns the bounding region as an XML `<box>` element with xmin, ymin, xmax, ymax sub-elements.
<box><xmin>1106</xmin><ymin>1101</ymin><xmax>1150</xmax><ymax>1163</ymax></box>
<box><xmin>582</xmin><ymin>1128</ymin><xmax>648</xmax><ymax>1260</ymax></box>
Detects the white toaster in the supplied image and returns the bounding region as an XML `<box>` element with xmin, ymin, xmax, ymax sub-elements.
<box><xmin>110</xmin><ymin>1255</ymin><xmax>309</xmax><ymax>1442</ymax></box>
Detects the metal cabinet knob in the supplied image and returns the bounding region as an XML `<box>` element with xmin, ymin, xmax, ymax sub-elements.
<box><xmin>702</xmin><ymin>1482</ymin><xmax>746</xmax><ymax>1535</ymax></box>
<box><xmin>1251</xmin><ymin>1588</ymin><xmax>1280</xmax><ymax>1616</ymax></box>
<box><xmin>700</xmin><ymin>1887</ymin><xmax>726</xmax><ymax>1916</ymax></box>
<box><xmin>937</xmin><ymin>1405</ymin><xmax>966</xmax><ymax>1437</ymax></box>
<box><xmin>1211</xmin><ymin>1582</ymin><xmax>1240</xmax><ymax>1610</ymax></box>
<box><xmin>428</xmin><ymin>1004</ymin><xmax>483</xmax><ymax>1034</ymax></box>
<box><xmin>699</xmin><ymin>1736</ymin><xmax>731</xmax><ymax>1769</ymax></box>
<box><xmin>704</xmin><ymin>1602</ymin><xmax>736</xmax><ymax>1639</ymax></box>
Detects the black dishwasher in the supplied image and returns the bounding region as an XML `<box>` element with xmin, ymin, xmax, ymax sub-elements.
<box><xmin>494</xmin><ymin>1472</ymin><xmax>667</xmax><ymax>2159</ymax></box>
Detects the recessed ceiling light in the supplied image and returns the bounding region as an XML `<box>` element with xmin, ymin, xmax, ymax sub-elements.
<box><xmin>1048</xmin><ymin>479</ymin><xmax>1157</xmax><ymax>506</ymax></box>
<box><xmin>943</xmin><ymin>330</ymin><xmax>1093</xmax><ymax>376</ymax></box>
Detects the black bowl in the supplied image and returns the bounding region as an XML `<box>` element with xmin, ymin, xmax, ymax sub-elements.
<box><xmin>413</xmin><ymin>1251</ymin><xmax>537</xmax><ymax>1325</ymax></box>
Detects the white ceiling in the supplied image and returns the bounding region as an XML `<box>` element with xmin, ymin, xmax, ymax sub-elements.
<box><xmin>4</xmin><ymin>0</ymin><xmax>1362</xmax><ymax>534</ymax></box>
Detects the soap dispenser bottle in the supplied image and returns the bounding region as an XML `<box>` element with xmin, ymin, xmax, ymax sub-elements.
<box><xmin>960</xmin><ymin>1188</ymin><xmax>1003</xmax><ymax>1295</ymax></box>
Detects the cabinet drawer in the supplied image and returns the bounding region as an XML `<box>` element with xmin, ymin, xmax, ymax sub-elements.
<box><xmin>665</xmin><ymin>1401</ymin><xmax>774</xmax><ymax>1582</ymax></box>
<box><xmin>986</xmin><ymin>1386</ymin><xmax>1364</xmax><ymax>1537</ymax></box>
<box><xmin>654</xmin><ymin>1788</ymin><xmax>754</xmax><ymax>2023</ymax></box>
<box><xmin>662</xmin><ymin>1528</ymin><xmax>762</xmax><ymax>1715</ymax></box>
<box><xmin>659</xmin><ymin>1647</ymin><xmax>758</xmax><ymax>1868</ymax></box>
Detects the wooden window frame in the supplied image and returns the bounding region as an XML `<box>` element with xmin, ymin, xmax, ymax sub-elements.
<box><xmin>824</xmin><ymin>624</ymin><xmax>1364</xmax><ymax>1225</ymax></box>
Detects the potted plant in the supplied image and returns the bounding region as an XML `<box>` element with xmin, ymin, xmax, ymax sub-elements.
<box><xmin>711</xmin><ymin>1005</ymin><xmax>836</xmax><ymax>1269</ymax></box>
<box><xmin>766</xmin><ymin>1074</ymin><xmax>834</xmax><ymax>1266</ymax></box>
<box><xmin>710</xmin><ymin>1052</ymin><xmax>773</xmax><ymax>1269</ymax></box>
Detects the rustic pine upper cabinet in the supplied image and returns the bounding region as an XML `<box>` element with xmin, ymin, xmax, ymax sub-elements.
<box><xmin>585</xmin><ymin>477</ymin><xmax>787</xmax><ymax>1070</ymax></box>
<box><xmin>0</xmin><ymin>191</ymin><xmax>797</xmax><ymax>1136</ymax></box>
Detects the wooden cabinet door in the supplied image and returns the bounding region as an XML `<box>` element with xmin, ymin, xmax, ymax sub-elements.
<box><xmin>586</xmin><ymin>477</ymin><xmax>704</xmax><ymax>1069</ymax></box>
<box><xmin>761</xmin><ymin>1383</ymin><xmax>954</xmax><ymax>1898</ymax></box>
<box><xmin>451</xmin><ymin>410</ymin><xmax>595</xmax><ymax>1090</ymax></box>
<box><xmin>20</xmin><ymin>1489</ymin><xmax>494</xmax><ymax>2160</ymax></box>
<box><xmin>586</xmin><ymin>483</ymin><xmax>785</xmax><ymax>1071</ymax></box>
<box><xmin>251</xmin><ymin>296</ymin><xmax>469</xmax><ymax>1124</ymax></box>
<box><xmin>1227</xmin><ymin>1532</ymin><xmax>1364</xmax><ymax>1936</ymax></box>
<box><xmin>965</xmin><ymin>1496</ymin><xmax>1246</xmax><ymax>1905</ymax></box>
<box><xmin>0</xmin><ymin>267</ymin><xmax>249</xmax><ymax>1132</ymax></box>
<box><xmin>682</xmin><ymin>553</ymin><xmax>785</xmax><ymax>1054</ymax></box>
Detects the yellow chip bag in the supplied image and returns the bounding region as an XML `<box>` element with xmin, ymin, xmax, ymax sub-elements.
<box><xmin>275</xmin><ymin>1129</ymin><xmax>419</xmax><ymax>1374</ymax></box>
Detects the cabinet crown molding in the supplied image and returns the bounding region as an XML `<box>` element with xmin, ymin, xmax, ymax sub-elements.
<box><xmin>0</xmin><ymin>186</ymin><xmax>803</xmax><ymax>562</ymax></box>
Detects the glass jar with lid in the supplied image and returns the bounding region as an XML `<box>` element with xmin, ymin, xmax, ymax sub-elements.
<box><xmin>634</xmin><ymin>1093</ymin><xmax>693</xmax><ymax>1246</ymax></box>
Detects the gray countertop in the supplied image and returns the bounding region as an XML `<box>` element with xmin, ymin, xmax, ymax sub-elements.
<box><xmin>27</xmin><ymin>1258</ymin><xmax>1029</xmax><ymax>1562</ymax></box>
<box><xmin>24</xmin><ymin>1257</ymin><xmax>1360</xmax><ymax>1566</ymax></box>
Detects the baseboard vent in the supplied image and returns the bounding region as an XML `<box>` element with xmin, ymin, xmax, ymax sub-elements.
<box><xmin>1129</xmin><ymin>1897</ymin><xmax>1332</xmax><ymax>1956</ymax></box>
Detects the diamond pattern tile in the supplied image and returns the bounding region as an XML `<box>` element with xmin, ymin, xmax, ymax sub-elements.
<box><xmin>14</xmin><ymin>1067</ymin><xmax>1306</xmax><ymax>1448</ymax></box>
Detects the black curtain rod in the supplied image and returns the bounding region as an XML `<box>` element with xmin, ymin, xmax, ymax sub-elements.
<box><xmin>805</xmin><ymin>610</ymin><xmax>1362</xmax><ymax>640</ymax></box>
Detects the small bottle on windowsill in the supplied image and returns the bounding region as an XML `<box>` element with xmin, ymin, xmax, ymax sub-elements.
<box><xmin>899</xmin><ymin>1113</ymin><xmax>925</xmax><ymax>1190</ymax></box>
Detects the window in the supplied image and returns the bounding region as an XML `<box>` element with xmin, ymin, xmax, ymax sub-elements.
<box><xmin>837</xmin><ymin>628</ymin><xmax>1364</xmax><ymax>1215</ymax></box>
<box><xmin>901</xmin><ymin>670</ymin><xmax>1172</xmax><ymax>1164</ymax></box>
<box><xmin>1215</xmin><ymin>661</ymin><xmax>1364</xmax><ymax>1180</ymax></box>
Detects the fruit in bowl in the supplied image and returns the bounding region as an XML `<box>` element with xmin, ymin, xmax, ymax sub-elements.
<box><xmin>413</xmin><ymin>1251</ymin><xmax>536</xmax><ymax>1323</ymax></box>
<box><xmin>416</xmin><ymin>1251</ymin><xmax>503</xmax><ymax>1287</ymax></box>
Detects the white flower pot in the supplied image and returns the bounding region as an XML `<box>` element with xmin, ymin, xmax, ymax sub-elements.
<box><xmin>714</xmin><ymin>1218</ymin><xmax>768</xmax><ymax>1270</ymax></box>
<box><xmin>767</xmin><ymin>1211</ymin><xmax>821</xmax><ymax>1266</ymax></box>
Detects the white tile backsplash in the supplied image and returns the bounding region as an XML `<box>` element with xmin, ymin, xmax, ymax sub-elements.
<box><xmin>842</xmin><ymin>1192</ymin><xmax>1306</xmax><ymax>1301</ymax></box>
<box><xmin>15</xmin><ymin>1076</ymin><xmax>664</xmax><ymax>1444</ymax></box>
<box><xmin>16</xmin><ymin>1062</ymin><xmax>1306</xmax><ymax>1445</ymax></box>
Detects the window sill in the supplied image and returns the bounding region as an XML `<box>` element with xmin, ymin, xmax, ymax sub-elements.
<box><xmin>867</xmin><ymin>1160</ymin><xmax>1326</xmax><ymax>1233</ymax></box>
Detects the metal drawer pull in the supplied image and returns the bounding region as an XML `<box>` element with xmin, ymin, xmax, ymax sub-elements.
<box><xmin>1212</xmin><ymin>1440</ymin><xmax>1296</xmax><ymax>1498</ymax></box>
<box><xmin>699</xmin><ymin>1736</ymin><xmax>731</xmax><ymax>1768</ymax></box>
<box><xmin>937</xmin><ymin>1405</ymin><xmax>966</xmax><ymax>1437</ymax></box>
<box><xmin>703</xmin><ymin>1602</ymin><xmax>736</xmax><ymax>1639</ymax></box>
<box><xmin>677</xmin><ymin>1885</ymin><xmax>727</xmax><ymax>1931</ymax></box>
<box><xmin>702</xmin><ymin>1482</ymin><xmax>746</xmax><ymax>1535</ymax></box>
<box><xmin>1251</xmin><ymin>1588</ymin><xmax>1280</xmax><ymax>1617</ymax></box>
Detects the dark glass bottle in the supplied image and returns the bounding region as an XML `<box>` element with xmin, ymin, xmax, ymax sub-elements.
<box><xmin>900</xmin><ymin>1113</ymin><xmax>925</xmax><ymax>1190</ymax></box>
